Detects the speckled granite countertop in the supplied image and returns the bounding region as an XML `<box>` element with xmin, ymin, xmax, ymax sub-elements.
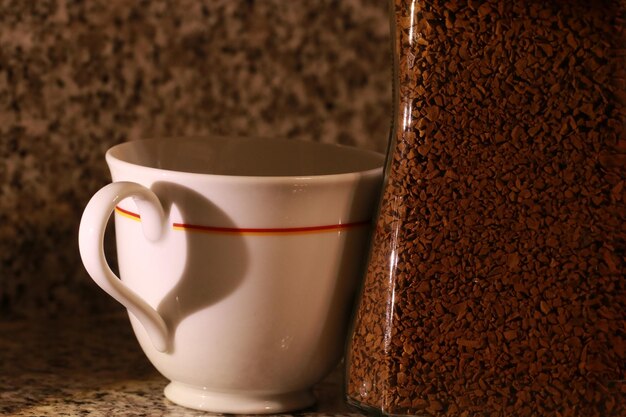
<box><xmin>0</xmin><ymin>0</ymin><xmax>391</xmax><ymax>320</ymax></box>
<box><xmin>0</xmin><ymin>314</ymin><xmax>365</xmax><ymax>416</ymax></box>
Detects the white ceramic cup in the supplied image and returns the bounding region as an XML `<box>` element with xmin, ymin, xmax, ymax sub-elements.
<box><xmin>78</xmin><ymin>137</ymin><xmax>384</xmax><ymax>413</ymax></box>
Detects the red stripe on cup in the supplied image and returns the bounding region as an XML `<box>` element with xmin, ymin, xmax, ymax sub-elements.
<box><xmin>115</xmin><ymin>206</ymin><xmax>370</xmax><ymax>235</ymax></box>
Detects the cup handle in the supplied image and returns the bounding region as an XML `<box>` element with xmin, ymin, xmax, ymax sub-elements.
<box><xmin>78</xmin><ymin>181</ymin><xmax>171</xmax><ymax>352</ymax></box>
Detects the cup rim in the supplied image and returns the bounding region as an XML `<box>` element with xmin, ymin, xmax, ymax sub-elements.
<box><xmin>105</xmin><ymin>137</ymin><xmax>385</xmax><ymax>183</ymax></box>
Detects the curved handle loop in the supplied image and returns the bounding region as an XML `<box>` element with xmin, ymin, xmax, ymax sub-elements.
<box><xmin>78</xmin><ymin>181</ymin><xmax>171</xmax><ymax>352</ymax></box>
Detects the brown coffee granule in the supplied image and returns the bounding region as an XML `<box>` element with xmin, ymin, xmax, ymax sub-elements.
<box><xmin>347</xmin><ymin>1</ymin><xmax>625</xmax><ymax>416</ymax></box>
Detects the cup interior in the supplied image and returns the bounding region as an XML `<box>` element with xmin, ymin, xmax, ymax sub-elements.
<box><xmin>107</xmin><ymin>137</ymin><xmax>384</xmax><ymax>177</ymax></box>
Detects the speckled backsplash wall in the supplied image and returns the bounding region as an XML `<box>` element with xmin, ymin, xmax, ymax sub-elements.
<box><xmin>0</xmin><ymin>0</ymin><xmax>391</xmax><ymax>318</ymax></box>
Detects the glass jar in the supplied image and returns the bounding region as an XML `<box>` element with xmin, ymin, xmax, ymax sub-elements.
<box><xmin>346</xmin><ymin>1</ymin><xmax>625</xmax><ymax>416</ymax></box>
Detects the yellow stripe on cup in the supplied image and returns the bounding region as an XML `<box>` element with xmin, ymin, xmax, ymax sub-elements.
<box><xmin>115</xmin><ymin>206</ymin><xmax>370</xmax><ymax>235</ymax></box>
<box><xmin>115</xmin><ymin>206</ymin><xmax>141</xmax><ymax>221</ymax></box>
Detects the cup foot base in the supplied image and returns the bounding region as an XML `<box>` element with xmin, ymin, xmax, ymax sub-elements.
<box><xmin>164</xmin><ymin>382</ymin><xmax>316</xmax><ymax>414</ymax></box>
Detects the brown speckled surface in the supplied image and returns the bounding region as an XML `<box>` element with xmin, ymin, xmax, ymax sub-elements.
<box><xmin>0</xmin><ymin>0</ymin><xmax>391</xmax><ymax>318</ymax></box>
<box><xmin>0</xmin><ymin>314</ymin><xmax>365</xmax><ymax>416</ymax></box>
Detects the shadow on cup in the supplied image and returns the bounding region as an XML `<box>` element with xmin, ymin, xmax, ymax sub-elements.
<box><xmin>149</xmin><ymin>181</ymin><xmax>249</xmax><ymax>345</ymax></box>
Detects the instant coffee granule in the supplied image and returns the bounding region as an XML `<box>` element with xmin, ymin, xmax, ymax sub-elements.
<box><xmin>346</xmin><ymin>1</ymin><xmax>625</xmax><ymax>416</ymax></box>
